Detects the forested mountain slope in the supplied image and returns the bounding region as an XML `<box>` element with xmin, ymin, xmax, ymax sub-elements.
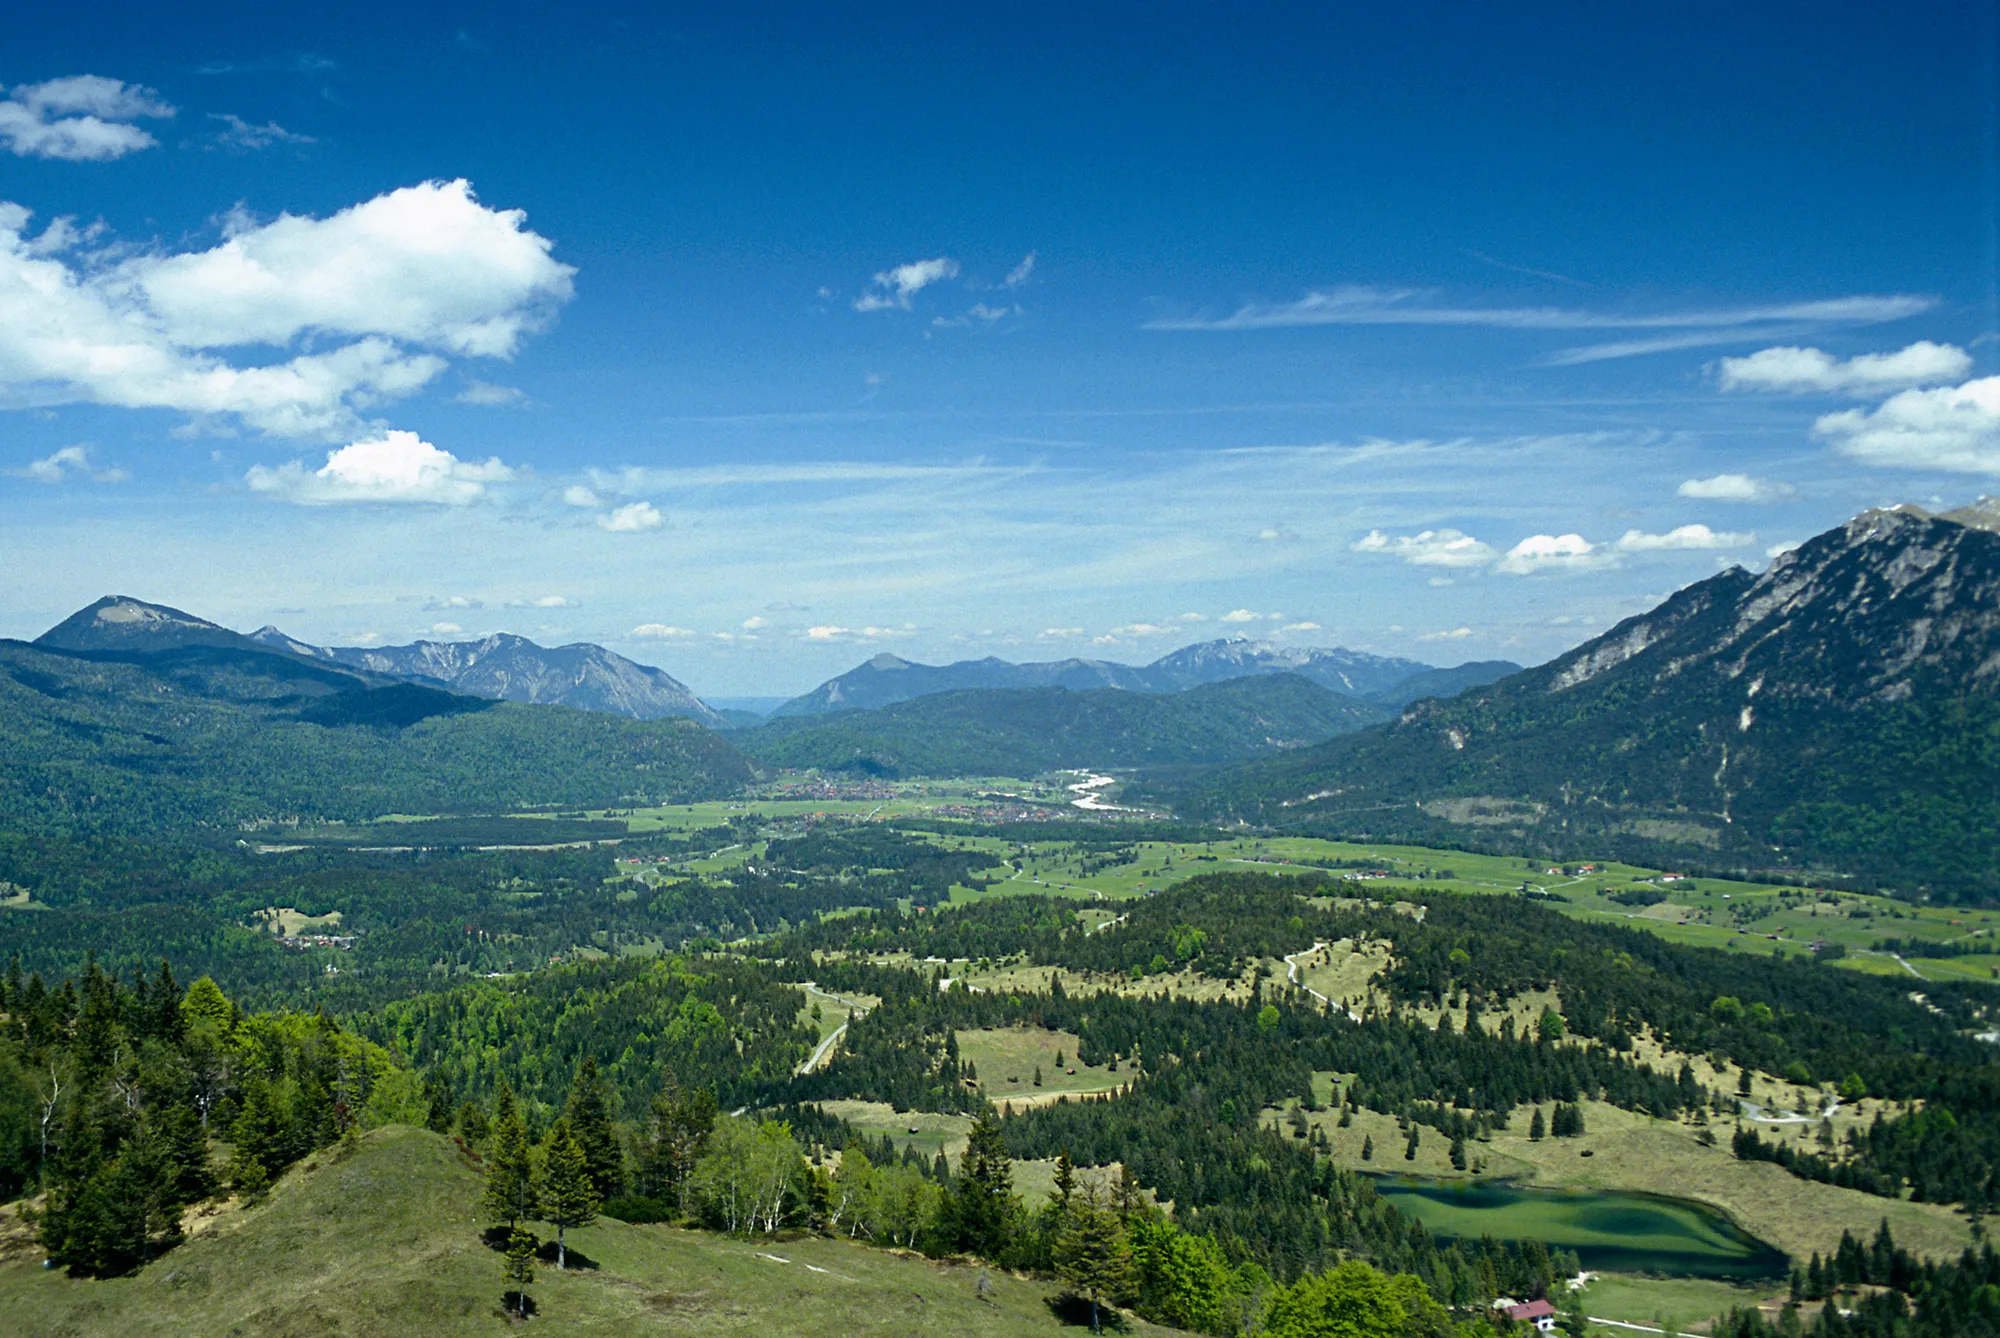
<box><xmin>771</xmin><ymin>638</ymin><xmax>1496</xmax><ymax>717</ymax></box>
<box><xmin>0</xmin><ymin>638</ymin><xmax>749</xmax><ymax>833</ymax></box>
<box><xmin>1171</xmin><ymin>507</ymin><xmax>2000</xmax><ymax>897</ymax></box>
<box><xmin>738</xmin><ymin>673</ymin><xmax>1389</xmax><ymax>778</ymax></box>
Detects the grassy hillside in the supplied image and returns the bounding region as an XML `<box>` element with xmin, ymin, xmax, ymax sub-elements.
<box><xmin>737</xmin><ymin>674</ymin><xmax>1388</xmax><ymax>779</ymax></box>
<box><xmin>0</xmin><ymin>1125</ymin><xmax>1175</xmax><ymax>1337</ymax></box>
<box><xmin>0</xmin><ymin>641</ymin><xmax>751</xmax><ymax>833</ymax></box>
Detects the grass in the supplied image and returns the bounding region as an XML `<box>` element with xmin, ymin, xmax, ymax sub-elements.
<box><xmin>1576</xmin><ymin>1274</ymin><xmax>1776</xmax><ymax>1336</ymax></box>
<box><xmin>956</xmin><ymin>1026</ymin><xmax>1137</xmax><ymax>1107</ymax></box>
<box><xmin>0</xmin><ymin>1125</ymin><xmax>1176</xmax><ymax>1338</ymax></box>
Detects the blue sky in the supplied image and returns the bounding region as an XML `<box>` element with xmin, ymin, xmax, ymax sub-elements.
<box><xmin>2</xmin><ymin>2</ymin><xmax>1996</xmax><ymax>695</ymax></box>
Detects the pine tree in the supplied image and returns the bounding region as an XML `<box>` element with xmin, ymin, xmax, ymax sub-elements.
<box><xmin>1449</xmin><ymin>1136</ymin><xmax>1466</xmax><ymax>1170</ymax></box>
<box><xmin>564</xmin><ymin>1059</ymin><xmax>624</xmax><ymax>1200</ymax></box>
<box><xmin>540</xmin><ymin>1119</ymin><xmax>600</xmax><ymax>1270</ymax></box>
<box><xmin>501</xmin><ymin>1224</ymin><xmax>537</xmax><ymax>1318</ymax></box>
<box><xmin>1361</xmin><ymin>1134</ymin><xmax>1374</xmax><ymax>1161</ymax></box>
<box><xmin>1403</xmin><ymin>1124</ymin><xmax>1420</xmax><ymax>1161</ymax></box>
<box><xmin>1530</xmin><ymin>1107</ymin><xmax>1548</xmax><ymax>1141</ymax></box>
<box><xmin>482</xmin><ymin>1090</ymin><xmax>539</xmax><ymax>1228</ymax></box>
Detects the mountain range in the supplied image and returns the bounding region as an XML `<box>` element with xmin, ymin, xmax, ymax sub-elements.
<box><xmin>0</xmin><ymin>620</ymin><xmax>748</xmax><ymax>834</ymax></box>
<box><xmin>736</xmin><ymin>672</ymin><xmax>1389</xmax><ymax>779</ymax></box>
<box><xmin>35</xmin><ymin>597</ymin><xmax>723</xmax><ymax>727</ymax></box>
<box><xmin>247</xmin><ymin>626</ymin><xmax>725</xmax><ymax>727</ymax></box>
<box><xmin>771</xmin><ymin>639</ymin><xmax>1517</xmax><ymax>717</ymax></box>
<box><xmin>1170</xmin><ymin>501</ymin><xmax>2000</xmax><ymax>897</ymax></box>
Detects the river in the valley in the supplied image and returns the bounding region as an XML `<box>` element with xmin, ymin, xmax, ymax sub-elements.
<box><xmin>1367</xmin><ymin>1176</ymin><xmax>1789</xmax><ymax>1280</ymax></box>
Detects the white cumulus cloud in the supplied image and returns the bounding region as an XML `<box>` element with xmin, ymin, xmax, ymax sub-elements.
<box><xmin>0</xmin><ymin>76</ymin><xmax>174</xmax><ymax>161</ymax></box>
<box><xmin>806</xmin><ymin>625</ymin><xmax>849</xmax><ymax>640</ymax></box>
<box><xmin>598</xmin><ymin>501</ymin><xmax>663</xmax><ymax>532</ymax></box>
<box><xmin>561</xmin><ymin>485</ymin><xmax>602</xmax><ymax>507</ymax></box>
<box><xmin>1718</xmin><ymin>341</ymin><xmax>1971</xmax><ymax>394</ymax></box>
<box><xmin>1420</xmin><ymin>626</ymin><xmax>1473</xmax><ymax>641</ymax></box>
<box><xmin>1615</xmin><ymin>524</ymin><xmax>1753</xmax><ymax>551</ymax></box>
<box><xmin>1281</xmin><ymin>621</ymin><xmax>1323</xmax><ymax>633</ymax></box>
<box><xmin>1813</xmin><ymin>376</ymin><xmax>2000</xmax><ymax>475</ymax></box>
<box><xmin>742</xmin><ymin>616</ymin><xmax>770</xmax><ymax>630</ymax></box>
<box><xmin>0</xmin><ymin>180</ymin><xmax>572</xmax><ymax>440</ymax></box>
<box><xmin>245</xmin><ymin>430</ymin><xmax>512</xmax><ymax>505</ymax></box>
<box><xmin>1495</xmin><ymin>533</ymin><xmax>1614</xmax><ymax>575</ymax></box>
<box><xmin>853</xmin><ymin>257</ymin><xmax>959</xmax><ymax>312</ymax></box>
<box><xmin>631</xmin><ymin>623</ymin><xmax>694</xmax><ymax>639</ymax></box>
<box><xmin>1039</xmin><ymin>627</ymin><xmax>1085</xmax><ymax>640</ymax></box>
<box><xmin>1677</xmin><ymin>473</ymin><xmax>1790</xmax><ymax>502</ymax></box>
<box><xmin>1350</xmin><ymin>528</ymin><xmax>1498</xmax><ymax>568</ymax></box>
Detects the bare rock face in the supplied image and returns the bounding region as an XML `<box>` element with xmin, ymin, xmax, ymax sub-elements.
<box><xmin>36</xmin><ymin>596</ymin><xmax>267</xmax><ymax>654</ymax></box>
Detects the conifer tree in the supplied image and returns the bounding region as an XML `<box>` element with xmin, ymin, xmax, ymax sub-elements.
<box><xmin>564</xmin><ymin>1059</ymin><xmax>624</xmax><ymax>1200</ymax></box>
<box><xmin>502</xmin><ymin>1224</ymin><xmax>537</xmax><ymax>1318</ymax></box>
<box><xmin>482</xmin><ymin>1089</ymin><xmax>539</xmax><ymax>1229</ymax></box>
<box><xmin>423</xmin><ymin>1074</ymin><xmax>455</xmax><ymax>1134</ymax></box>
<box><xmin>1051</xmin><ymin>1147</ymin><xmax>1077</xmax><ymax>1212</ymax></box>
<box><xmin>1530</xmin><ymin>1107</ymin><xmax>1548</xmax><ymax>1140</ymax></box>
<box><xmin>540</xmin><ymin>1119</ymin><xmax>600</xmax><ymax>1269</ymax></box>
<box><xmin>641</xmin><ymin>1077</ymin><xmax>716</xmax><ymax>1214</ymax></box>
<box><xmin>952</xmin><ymin>1111</ymin><xmax>1014</xmax><ymax>1255</ymax></box>
<box><xmin>1361</xmin><ymin>1134</ymin><xmax>1373</xmax><ymax>1161</ymax></box>
<box><xmin>1054</xmin><ymin>1185</ymin><xmax>1132</xmax><ymax>1335</ymax></box>
<box><xmin>1403</xmin><ymin>1124</ymin><xmax>1420</xmax><ymax>1161</ymax></box>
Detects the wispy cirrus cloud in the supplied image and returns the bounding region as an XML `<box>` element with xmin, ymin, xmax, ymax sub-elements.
<box><xmin>201</xmin><ymin>112</ymin><xmax>314</xmax><ymax>153</ymax></box>
<box><xmin>1148</xmin><ymin>285</ymin><xmax>1933</xmax><ymax>364</ymax></box>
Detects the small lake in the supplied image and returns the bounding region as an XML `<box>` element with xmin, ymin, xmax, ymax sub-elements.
<box><xmin>1368</xmin><ymin>1176</ymin><xmax>1790</xmax><ymax>1280</ymax></box>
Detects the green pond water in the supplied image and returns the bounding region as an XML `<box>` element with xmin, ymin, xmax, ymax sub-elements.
<box><xmin>1368</xmin><ymin>1177</ymin><xmax>1790</xmax><ymax>1280</ymax></box>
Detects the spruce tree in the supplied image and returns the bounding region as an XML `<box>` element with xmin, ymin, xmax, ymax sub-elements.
<box><xmin>1361</xmin><ymin>1134</ymin><xmax>1373</xmax><ymax>1161</ymax></box>
<box><xmin>564</xmin><ymin>1059</ymin><xmax>624</xmax><ymax>1200</ymax></box>
<box><xmin>952</xmin><ymin>1112</ymin><xmax>1013</xmax><ymax>1256</ymax></box>
<box><xmin>1054</xmin><ymin>1185</ymin><xmax>1131</xmax><ymax>1335</ymax></box>
<box><xmin>482</xmin><ymin>1092</ymin><xmax>539</xmax><ymax>1229</ymax></box>
<box><xmin>423</xmin><ymin>1075</ymin><xmax>455</xmax><ymax>1134</ymax></box>
<box><xmin>1403</xmin><ymin>1124</ymin><xmax>1420</xmax><ymax>1161</ymax></box>
<box><xmin>1051</xmin><ymin>1147</ymin><xmax>1077</xmax><ymax>1212</ymax></box>
<box><xmin>540</xmin><ymin>1119</ymin><xmax>600</xmax><ymax>1270</ymax></box>
<box><xmin>642</xmin><ymin>1078</ymin><xmax>716</xmax><ymax>1214</ymax></box>
<box><xmin>502</xmin><ymin>1224</ymin><xmax>537</xmax><ymax>1318</ymax></box>
<box><xmin>1530</xmin><ymin>1107</ymin><xmax>1547</xmax><ymax>1140</ymax></box>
